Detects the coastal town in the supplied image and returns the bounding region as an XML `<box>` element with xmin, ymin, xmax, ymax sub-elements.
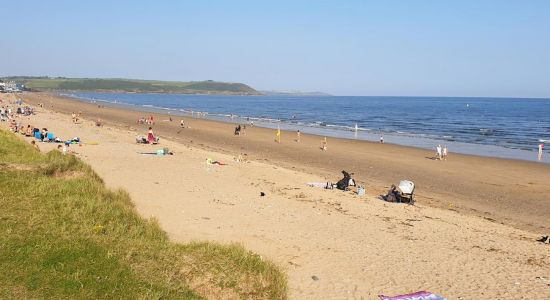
<box><xmin>0</xmin><ymin>80</ymin><xmax>25</xmax><ymax>93</ymax></box>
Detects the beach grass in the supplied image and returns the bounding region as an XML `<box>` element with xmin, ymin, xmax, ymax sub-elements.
<box><xmin>0</xmin><ymin>130</ymin><xmax>287</xmax><ymax>299</ymax></box>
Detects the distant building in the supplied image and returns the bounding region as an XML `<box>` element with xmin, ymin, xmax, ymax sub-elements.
<box><xmin>3</xmin><ymin>81</ymin><xmax>21</xmax><ymax>92</ymax></box>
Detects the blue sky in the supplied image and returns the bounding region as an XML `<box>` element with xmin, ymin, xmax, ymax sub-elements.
<box><xmin>1</xmin><ymin>0</ymin><xmax>549</xmax><ymax>97</ymax></box>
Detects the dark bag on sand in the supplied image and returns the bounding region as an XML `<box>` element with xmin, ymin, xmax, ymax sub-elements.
<box><xmin>385</xmin><ymin>192</ymin><xmax>397</xmax><ymax>202</ymax></box>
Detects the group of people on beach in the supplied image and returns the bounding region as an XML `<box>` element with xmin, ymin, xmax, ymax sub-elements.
<box><xmin>234</xmin><ymin>124</ymin><xmax>246</xmax><ymax>135</ymax></box>
<box><xmin>1</xmin><ymin>100</ymin><xmax>34</xmax><ymax>122</ymax></box>
<box><xmin>436</xmin><ymin>144</ymin><xmax>448</xmax><ymax>161</ymax></box>
<box><xmin>137</xmin><ymin>115</ymin><xmax>155</xmax><ymax>125</ymax></box>
<box><xmin>71</xmin><ymin>111</ymin><xmax>82</xmax><ymax>123</ymax></box>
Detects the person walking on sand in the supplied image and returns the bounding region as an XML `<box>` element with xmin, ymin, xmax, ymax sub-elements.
<box><xmin>539</xmin><ymin>143</ymin><xmax>545</xmax><ymax>161</ymax></box>
<box><xmin>442</xmin><ymin>145</ymin><xmax>448</xmax><ymax>161</ymax></box>
<box><xmin>296</xmin><ymin>130</ymin><xmax>301</xmax><ymax>142</ymax></box>
<box><xmin>436</xmin><ymin>144</ymin><xmax>442</xmax><ymax>160</ymax></box>
<box><xmin>275</xmin><ymin>126</ymin><xmax>281</xmax><ymax>143</ymax></box>
<box><xmin>322</xmin><ymin>137</ymin><xmax>327</xmax><ymax>151</ymax></box>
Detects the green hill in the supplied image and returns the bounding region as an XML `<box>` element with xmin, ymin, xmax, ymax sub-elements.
<box><xmin>2</xmin><ymin>77</ymin><xmax>261</xmax><ymax>95</ymax></box>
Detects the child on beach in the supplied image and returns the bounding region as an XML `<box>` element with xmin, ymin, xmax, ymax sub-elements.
<box><xmin>25</xmin><ymin>125</ymin><xmax>33</xmax><ymax>137</ymax></box>
<box><xmin>180</xmin><ymin>119</ymin><xmax>185</xmax><ymax>128</ymax></box>
<box><xmin>442</xmin><ymin>145</ymin><xmax>448</xmax><ymax>160</ymax></box>
<box><xmin>296</xmin><ymin>130</ymin><xmax>301</xmax><ymax>142</ymax></box>
<box><xmin>31</xmin><ymin>140</ymin><xmax>40</xmax><ymax>151</ymax></box>
<box><xmin>322</xmin><ymin>137</ymin><xmax>327</xmax><ymax>151</ymax></box>
<box><xmin>436</xmin><ymin>144</ymin><xmax>442</xmax><ymax>160</ymax></box>
<box><xmin>539</xmin><ymin>143</ymin><xmax>544</xmax><ymax>161</ymax></box>
<box><xmin>275</xmin><ymin>127</ymin><xmax>281</xmax><ymax>143</ymax></box>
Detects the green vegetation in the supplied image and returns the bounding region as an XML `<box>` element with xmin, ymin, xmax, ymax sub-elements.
<box><xmin>2</xmin><ymin>77</ymin><xmax>261</xmax><ymax>95</ymax></box>
<box><xmin>0</xmin><ymin>130</ymin><xmax>286</xmax><ymax>299</ymax></box>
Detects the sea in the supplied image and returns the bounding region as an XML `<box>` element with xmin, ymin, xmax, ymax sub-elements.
<box><xmin>64</xmin><ymin>92</ymin><xmax>550</xmax><ymax>163</ymax></box>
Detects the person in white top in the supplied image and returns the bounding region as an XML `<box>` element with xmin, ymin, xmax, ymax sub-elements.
<box><xmin>436</xmin><ymin>144</ymin><xmax>442</xmax><ymax>160</ymax></box>
<box><xmin>442</xmin><ymin>145</ymin><xmax>448</xmax><ymax>161</ymax></box>
<box><xmin>539</xmin><ymin>143</ymin><xmax>544</xmax><ymax>161</ymax></box>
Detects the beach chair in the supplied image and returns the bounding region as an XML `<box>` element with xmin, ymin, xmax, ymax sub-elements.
<box><xmin>397</xmin><ymin>180</ymin><xmax>415</xmax><ymax>204</ymax></box>
<box><xmin>46</xmin><ymin>132</ymin><xmax>55</xmax><ymax>142</ymax></box>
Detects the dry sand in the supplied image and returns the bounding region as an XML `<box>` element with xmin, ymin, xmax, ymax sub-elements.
<box><xmin>2</xmin><ymin>92</ymin><xmax>549</xmax><ymax>299</ymax></box>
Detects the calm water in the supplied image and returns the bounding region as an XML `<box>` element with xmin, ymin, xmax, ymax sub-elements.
<box><xmin>66</xmin><ymin>92</ymin><xmax>550</xmax><ymax>163</ymax></box>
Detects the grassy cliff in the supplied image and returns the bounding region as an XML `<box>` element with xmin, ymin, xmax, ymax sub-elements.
<box><xmin>3</xmin><ymin>77</ymin><xmax>261</xmax><ymax>95</ymax></box>
<box><xmin>0</xmin><ymin>130</ymin><xmax>286</xmax><ymax>299</ymax></box>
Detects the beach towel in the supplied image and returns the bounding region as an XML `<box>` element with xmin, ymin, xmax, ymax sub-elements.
<box><xmin>206</xmin><ymin>158</ymin><xmax>226</xmax><ymax>165</ymax></box>
<box><xmin>379</xmin><ymin>291</ymin><xmax>446</xmax><ymax>300</ymax></box>
<box><xmin>307</xmin><ymin>182</ymin><xmax>333</xmax><ymax>189</ymax></box>
<box><xmin>307</xmin><ymin>182</ymin><xmax>328</xmax><ymax>188</ymax></box>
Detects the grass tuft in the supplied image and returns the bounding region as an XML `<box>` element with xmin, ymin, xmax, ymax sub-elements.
<box><xmin>0</xmin><ymin>130</ymin><xmax>287</xmax><ymax>299</ymax></box>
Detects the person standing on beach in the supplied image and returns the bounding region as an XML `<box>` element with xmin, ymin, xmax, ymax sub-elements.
<box><xmin>436</xmin><ymin>144</ymin><xmax>442</xmax><ymax>160</ymax></box>
<box><xmin>296</xmin><ymin>130</ymin><xmax>301</xmax><ymax>142</ymax></box>
<box><xmin>380</xmin><ymin>134</ymin><xmax>384</xmax><ymax>144</ymax></box>
<box><xmin>275</xmin><ymin>127</ymin><xmax>281</xmax><ymax>143</ymax></box>
<box><xmin>443</xmin><ymin>145</ymin><xmax>448</xmax><ymax>160</ymax></box>
<box><xmin>322</xmin><ymin>137</ymin><xmax>327</xmax><ymax>151</ymax></box>
<box><xmin>147</xmin><ymin>127</ymin><xmax>156</xmax><ymax>144</ymax></box>
<box><xmin>539</xmin><ymin>143</ymin><xmax>544</xmax><ymax>161</ymax></box>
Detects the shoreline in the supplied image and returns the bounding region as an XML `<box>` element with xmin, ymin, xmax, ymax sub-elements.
<box><xmin>62</xmin><ymin>91</ymin><xmax>550</xmax><ymax>164</ymax></box>
<box><xmin>3</xmin><ymin>92</ymin><xmax>550</xmax><ymax>298</ymax></box>
<box><xmin>19</xmin><ymin>92</ymin><xmax>550</xmax><ymax>233</ymax></box>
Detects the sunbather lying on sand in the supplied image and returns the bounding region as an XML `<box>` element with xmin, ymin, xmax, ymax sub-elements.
<box><xmin>206</xmin><ymin>158</ymin><xmax>226</xmax><ymax>165</ymax></box>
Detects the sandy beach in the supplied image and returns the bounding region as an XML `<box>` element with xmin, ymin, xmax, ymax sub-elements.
<box><xmin>22</xmin><ymin>92</ymin><xmax>550</xmax><ymax>233</ymax></box>
<box><xmin>3</xmin><ymin>92</ymin><xmax>549</xmax><ymax>299</ymax></box>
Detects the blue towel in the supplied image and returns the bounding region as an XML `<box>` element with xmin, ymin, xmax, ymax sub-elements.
<box><xmin>34</xmin><ymin>132</ymin><xmax>41</xmax><ymax>139</ymax></box>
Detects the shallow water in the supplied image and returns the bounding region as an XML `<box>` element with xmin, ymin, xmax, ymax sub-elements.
<box><xmin>65</xmin><ymin>92</ymin><xmax>550</xmax><ymax>163</ymax></box>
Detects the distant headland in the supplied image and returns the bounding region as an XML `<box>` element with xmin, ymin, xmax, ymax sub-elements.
<box><xmin>0</xmin><ymin>76</ymin><xmax>261</xmax><ymax>95</ymax></box>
